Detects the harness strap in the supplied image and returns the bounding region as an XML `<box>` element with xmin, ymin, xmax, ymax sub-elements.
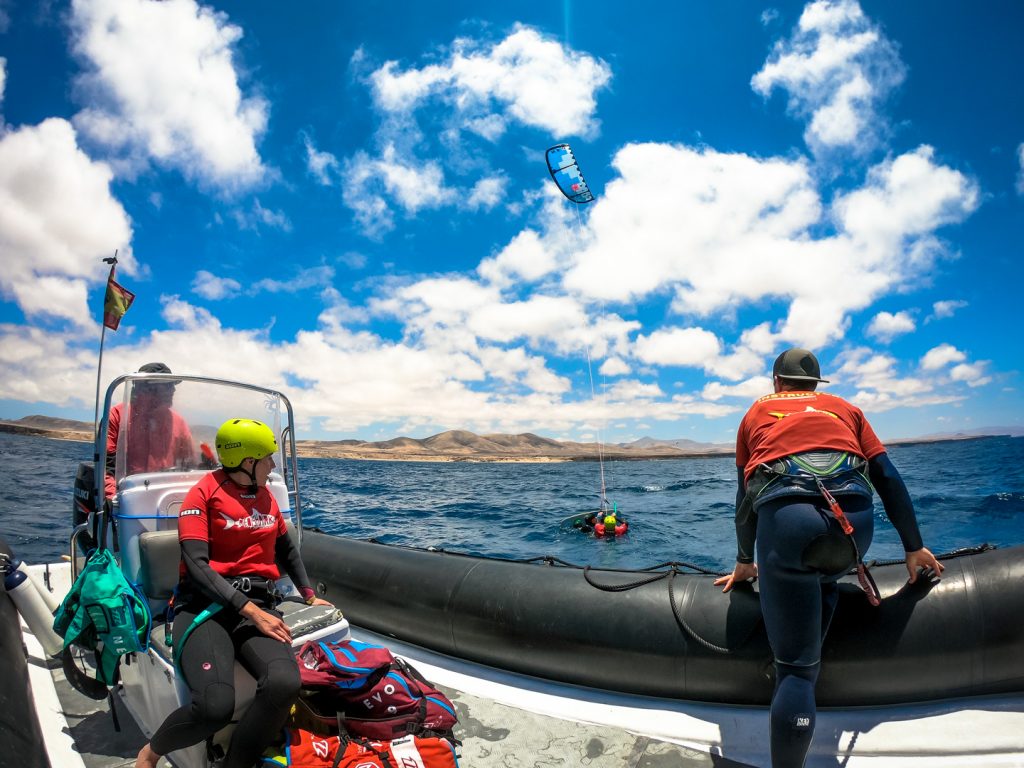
<box><xmin>169</xmin><ymin>603</ymin><xmax>224</xmax><ymax>671</ymax></box>
<box><xmin>813</xmin><ymin>477</ymin><xmax>880</xmax><ymax>606</ymax></box>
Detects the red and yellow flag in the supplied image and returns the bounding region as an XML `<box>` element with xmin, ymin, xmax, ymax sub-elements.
<box><xmin>102</xmin><ymin>266</ymin><xmax>135</xmax><ymax>331</ymax></box>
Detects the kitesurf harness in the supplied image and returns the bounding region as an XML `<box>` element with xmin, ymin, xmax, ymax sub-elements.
<box><xmin>741</xmin><ymin>450</ymin><xmax>881</xmax><ymax>607</ymax></box>
<box><xmin>164</xmin><ymin>575</ymin><xmax>280</xmax><ymax>670</ymax></box>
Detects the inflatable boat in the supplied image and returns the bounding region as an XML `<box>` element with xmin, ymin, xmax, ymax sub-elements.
<box><xmin>300</xmin><ymin>535</ymin><xmax>1024</xmax><ymax>707</ymax></box>
<box><xmin>7</xmin><ymin>372</ymin><xmax>1024</xmax><ymax>767</ymax></box>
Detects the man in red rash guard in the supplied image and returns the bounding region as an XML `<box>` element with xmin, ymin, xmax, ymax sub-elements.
<box><xmin>134</xmin><ymin>418</ymin><xmax>331</xmax><ymax>768</ymax></box>
<box><xmin>716</xmin><ymin>348</ymin><xmax>944</xmax><ymax>768</ymax></box>
<box><xmin>104</xmin><ymin>362</ymin><xmax>194</xmax><ymax>499</ymax></box>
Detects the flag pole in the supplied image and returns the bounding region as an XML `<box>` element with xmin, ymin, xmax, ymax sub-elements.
<box><xmin>94</xmin><ymin>251</ymin><xmax>118</xmax><ymax>442</ymax></box>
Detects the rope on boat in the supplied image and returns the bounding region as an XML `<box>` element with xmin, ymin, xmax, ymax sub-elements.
<box><xmin>582</xmin><ymin>563</ymin><xmax>735</xmax><ymax>654</ymax></box>
<box><xmin>850</xmin><ymin>542</ymin><xmax>995</xmax><ymax>571</ymax></box>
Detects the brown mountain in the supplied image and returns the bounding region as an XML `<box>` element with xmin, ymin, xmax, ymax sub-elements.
<box><xmin>295</xmin><ymin>429</ymin><xmax>733</xmax><ymax>462</ymax></box>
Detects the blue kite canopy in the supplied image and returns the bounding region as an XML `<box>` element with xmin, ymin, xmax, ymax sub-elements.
<box><xmin>546</xmin><ymin>144</ymin><xmax>594</xmax><ymax>204</ymax></box>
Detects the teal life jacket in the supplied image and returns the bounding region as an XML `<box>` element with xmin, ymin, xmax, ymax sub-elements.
<box><xmin>53</xmin><ymin>547</ymin><xmax>151</xmax><ymax>684</ymax></box>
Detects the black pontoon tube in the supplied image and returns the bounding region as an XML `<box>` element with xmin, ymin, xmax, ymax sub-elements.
<box><xmin>302</xmin><ymin>532</ymin><xmax>1024</xmax><ymax>707</ymax></box>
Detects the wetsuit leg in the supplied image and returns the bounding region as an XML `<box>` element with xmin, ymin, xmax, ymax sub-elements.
<box><xmin>150</xmin><ymin>607</ymin><xmax>237</xmax><ymax>756</ymax></box>
<box><xmin>222</xmin><ymin>619</ymin><xmax>301</xmax><ymax>768</ymax></box>
<box><xmin>756</xmin><ymin>496</ymin><xmax>873</xmax><ymax>768</ymax></box>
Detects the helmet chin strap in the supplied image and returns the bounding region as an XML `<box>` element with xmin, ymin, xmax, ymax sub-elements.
<box><xmin>227</xmin><ymin>459</ymin><xmax>259</xmax><ymax>493</ymax></box>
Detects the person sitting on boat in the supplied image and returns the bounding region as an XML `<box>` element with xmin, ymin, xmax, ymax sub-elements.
<box><xmin>134</xmin><ymin>418</ymin><xmax>332</xmax><ymax>768</ymax></box>
<box><xmin>714</xmin><ymin>348</ymin><xmax>944</xmax><ymax>768</ymax></box>
<box><xmin>104</xmin><ymin>362</ymin><xmax>194</xmax><ymax>499</ymax></box>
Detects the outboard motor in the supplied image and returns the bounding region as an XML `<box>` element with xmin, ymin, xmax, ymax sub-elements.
<box><xmin>73</xmin><ymin>462</ymin><xmax>98</xmax><ymax>553</ymax></box>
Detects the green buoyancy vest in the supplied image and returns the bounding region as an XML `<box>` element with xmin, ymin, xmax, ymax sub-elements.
<box><xmin>53</xmin><ymin>548</ymin><xmax>151</xmax><ymax>684</ymax></box>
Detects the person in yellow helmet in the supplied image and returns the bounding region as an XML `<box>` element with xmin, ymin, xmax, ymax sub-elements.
<box><xmin>135</xmin><ymin>418</ymin><xmax>331</xmax><ymax>768</ymax></box>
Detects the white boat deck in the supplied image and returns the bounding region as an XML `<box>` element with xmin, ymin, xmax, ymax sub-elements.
<box><xmin>19</xmin><ymin>562</ymin><xmax>1024</xmax><ymax>768</ymax></box>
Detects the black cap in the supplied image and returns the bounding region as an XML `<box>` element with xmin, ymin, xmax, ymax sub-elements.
<box><xmin>772</xmin><ymin>348</ymin><xmax>829</xmax><ymax>383</ymax></box>
<box><xmin>138</xmin><ymin>362</ymin><xmax>172</xmax><ymax>374</ymax></box>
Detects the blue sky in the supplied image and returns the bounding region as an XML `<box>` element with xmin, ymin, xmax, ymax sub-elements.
<box><xmin>0</xmin><ymin>0</ymin><xmax>1021</xmax><ymax>444</ymax></box>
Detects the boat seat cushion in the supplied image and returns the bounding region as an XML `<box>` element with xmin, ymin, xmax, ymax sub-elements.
<box><xmin>138</xmin><ymin>529</ymin><xmax>182</xmax><ymax>601</ymax></box>
<box><xmin>137</xmin><ymin>522</ymin><xmax>302</xmax><ymax>601</ymax></box>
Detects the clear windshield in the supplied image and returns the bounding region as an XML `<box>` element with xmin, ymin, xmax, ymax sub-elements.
<box><xmin>110</xmin><ymin>376</ymin><xmax>289</xmax><ymax>493</ymax></box>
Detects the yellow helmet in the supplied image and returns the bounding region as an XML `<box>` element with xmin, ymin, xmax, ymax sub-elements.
<box><xmin>215</xmin><ymin>418</ymin><xmax>278</xmax><ymax>469</ymax></box>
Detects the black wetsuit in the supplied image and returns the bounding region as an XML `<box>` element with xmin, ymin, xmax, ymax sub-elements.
<box><xmin>149</xmin><ymin>534</ymin><xmax>311</xmax><ymax>768</ymax></box>
<box><xmin>738</xmin><ymin>453</ymin><xmax>924</xmax><ymax>768</ymax></box>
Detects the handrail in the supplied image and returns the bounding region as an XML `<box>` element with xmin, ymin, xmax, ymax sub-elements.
<box><xmin>70</xmin><ymin>522</ymin><xmax>91</xmax><ymax>580</ymax></box>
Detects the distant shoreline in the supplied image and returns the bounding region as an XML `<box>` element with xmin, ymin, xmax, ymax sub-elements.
<box><xmin>0</xmin><ymin>420</ymin><xmax>1015</xmax><ymax>463</ymax></box>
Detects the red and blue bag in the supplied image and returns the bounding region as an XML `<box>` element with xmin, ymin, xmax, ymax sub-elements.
<box><xmin>297</xmin><ymin>639</ymin><xmax>458</xmax><ymax>742</ymax></box>
<box><xmin>298</xmin><ymin>639</ymin><xmax>395</xmax><ymax>690</ymax></box>
<box><xmin>334</xmin><ymin>657</ymin><xmax>457</xmax><ymax>741</ymax></box>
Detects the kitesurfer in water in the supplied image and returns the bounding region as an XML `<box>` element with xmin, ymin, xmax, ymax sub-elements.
<box><xmin>715</xmin><ymin>348</ymin><xmax>944</xmax><ymax>768</ymax></box>
<box><xmin>134</xmin><ymin>418</ymin><xmax>332</xmax><ymax>768</ymax></box>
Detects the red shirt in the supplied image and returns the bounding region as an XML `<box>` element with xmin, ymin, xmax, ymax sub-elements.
<box><xmin>736</xmin><ymin>390</ymin><xmax>885</xmax><ymax>481</ymax></box>
<box><xmin>177</xmin><ymin>469</ymin><xmax>287</xmax><ymax>580</ymax></box>
<box><xmin>105</xmin><ymin>402</ymin><xmax>194</xmax><ymax>498</ymax></box>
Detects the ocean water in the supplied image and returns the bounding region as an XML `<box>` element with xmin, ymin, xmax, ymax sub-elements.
<box><xmin>2</xmin><ymin>431</ymin><xmax>1022</xmax><ymax>571</ymax></box>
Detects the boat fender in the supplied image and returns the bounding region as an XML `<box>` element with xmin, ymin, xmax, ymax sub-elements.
<box><xmin>7</xmin><ymin>557</ymin><xmax>61</xmax><ymax>613</ymax></box>
<box><xmin>3</xmin><ymin>565</ymin><xmax>64</xmax><ymax>657</ymax></box>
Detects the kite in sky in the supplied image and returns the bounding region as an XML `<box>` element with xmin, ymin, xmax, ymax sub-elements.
<box><xmin>545</xmin><ymin>144</ymin><xmax>594</xmax><ymax>204</ymax></box>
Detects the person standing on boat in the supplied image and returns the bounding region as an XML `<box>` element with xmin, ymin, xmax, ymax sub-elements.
<box><xmin>715</xmin><ymin>348</ymin><xmax>944</xmax><ymax>768</ymax></box>
<box><xmin>104</xmin><ymin>362</ymin><xmax>194</xmax><ymax>499</ymax></box>
<box><xmin>135</xmin><ymin>418</ymin><xmax>331</xmax><ymax>768</ymax></box>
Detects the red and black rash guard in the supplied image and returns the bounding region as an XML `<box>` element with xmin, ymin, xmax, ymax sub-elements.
<box><xmin>736</xmin><ymin>390</ymin><xmax>885</xmax><ymax>481</ymax></box>
<box><xmin>177</xmin><ymin>469</ymin><xmax>313</xmax><ymax>611</ymax></box>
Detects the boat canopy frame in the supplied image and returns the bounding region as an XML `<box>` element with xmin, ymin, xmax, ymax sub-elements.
<box><xmin>71</xmin><ymin>373</ymin><xmax>304</xmax><ymax>574</ymax></box>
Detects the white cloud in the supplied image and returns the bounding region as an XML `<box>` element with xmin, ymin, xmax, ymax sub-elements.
<box><xmin>477</xmin><ymin>229</ymin><xmax>557</xmax><ymax>287</ymax></box>
<box><xmin>702</xmin><ymin>376</ymin><xmax>774</xmax><ymax>402</ymax></box>
<box><xmin>928</xmin><ymin>299</ymin><xmax>967</xmax><ymax>322</ymax></box>
<box><xmin>835</xmin><ymin>347</ymin><xmax>961</xmax><ymax>411</ymax></box>
<box><xmin>252</xmin><ymin>266</ymin><xmax>335</xmax><ymax>295</ymax></box>
<box><xmin>866</xmin><ymin>310</ymin><xmax>915</xmax><ymax>341</ymax></box>
<box><xmin>70</xmin><ymin>0</ymin><xmax>267</xmax><ymax>191</ymax></box>
<box><xmin>342</xmin><ymin>145</ymin><xmax>454</xmax><ymax>235</ymax></box>
<box><xmin>834</xmin><ymin>146</ymin><xmax>979</xmax><ymax>248</ymax></box>
<box><xmin>341</xmin><ymin>26</ymin><xmax>611</xmax><ymax>234</ymax></box>
<box><xmin>0</xmin><ymin>118</ymin><xmax>134</xmax><ymax>326</ymax></box>
<box><xmin>598</xmin><ymin>357</ymin><xmax>630</xmax><ymax>377</ymax></box>
<box><xmin>369</xmin><ymin>26</ymin><xmax>611</xmax><ymax>137</ymax></box>
<box><xmin>192</xmin><ymin>270</ymin><xmax>241</xmax><ymax>300</ymax></box>
<box><xmin>752</xmin><ymin>0</ymin><xmax>904</xmax><ymax>154</ymax></box>
<box><xmin>304</xmin><ymin>135</ymin><xmax>340</xmax><ymax>186</ymax></box>
<box><xmin>0</xmin><ymin>56</ymin><xmax>6</xmax><ymax>111</ymax></box>
<box><xmin>920</xmin><ymin>343</ymin><xmax>965</xmax><ymax>370</ymax></box>
<box><xmin>560</xmin><ymin>142</ymin><xmax>976</xmax><ymax>350</ymax></box>
<box><xmin>0</xmin><ymin>323</ymin><xmax>100</xmax><ymax>406</ymax></box>
<box><xmin>229</xmin><ymin>199</ymin><xmax>292</xmax><ymax>232</ymax></box>
<box><xmin>950</xmin><ymin>361</ymin><xmax>992</xmax><ymax>387</ymax></box>
<box><xmin>1016</xmin><ymin>143</ymin><xmax>1024</xmax><ymax>195</ymax></box>
<box><xmin>633</xmin><ymin>327</ymin><xmax>722</xmax><ymax>368</ymax></box>
<box><xmin>465</xmin><ymin>177</ymin><xmax>504</xmax><ymax>211</ymax></box>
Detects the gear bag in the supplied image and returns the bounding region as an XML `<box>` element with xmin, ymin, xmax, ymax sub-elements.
<box><xmin>297</xmin><ymin>640</ymin><xmax>458</xmax><ymax>741</ymax></box>
<box><xmin>261</xmin><ymin>729</ymin><xmax>459</xmax><ymax>768</ymax></box>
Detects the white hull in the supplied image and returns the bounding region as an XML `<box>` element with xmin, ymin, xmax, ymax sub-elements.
<box><xmin>17</xmin><ymin>560</ymin><xmax>1024</xmax><ymax>768</ymax></box>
